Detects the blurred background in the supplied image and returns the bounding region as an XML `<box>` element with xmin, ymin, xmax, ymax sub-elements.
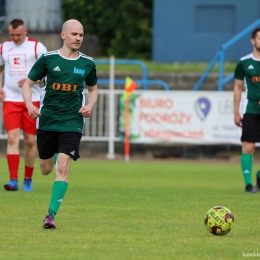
<box><xmin>0</xmin><ymin>0</ymin><xmax>259</xmax><ymax>161</ymax></box>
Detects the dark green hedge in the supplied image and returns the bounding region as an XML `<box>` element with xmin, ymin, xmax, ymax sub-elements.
<box><xmin>61</xmin><ymin>0</ymin><xmax>152</xmax><ymax>59</ymax></box>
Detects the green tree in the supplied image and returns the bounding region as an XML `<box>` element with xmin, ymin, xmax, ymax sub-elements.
<box><xmin>61</xmin><ymin>0</ymin><xmax>152</xmax><ymax>59</ymax></box>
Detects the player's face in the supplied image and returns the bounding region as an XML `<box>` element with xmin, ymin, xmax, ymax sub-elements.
<box><xmin>62</xmin><ymin>26</ymin><xmax>84</xmax><ymax>51</ymax></box>
<box><xmin>8</xmin><ymin>25</ymin><xmax>27</xmax><ymax>45</ymax></box>
<box><xmin>252</xmin><ymin>32</ymin><xmax>260</xmax><ymax>52</ymax></box>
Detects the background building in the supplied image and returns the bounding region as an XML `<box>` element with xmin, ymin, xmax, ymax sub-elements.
<box><xmin>0</xmin><ymin>0</ymin><xmax>98</xmax><ymax>56</ymax></box>
<box><xmin>1</xmin><ymin>0</ymin><xmax>62</xmax><ymax>32</ymax></box>
<box><xmin>152</xmin><ymin>0</ymin><xmax>260</xmax><ymax>62</ymax></box>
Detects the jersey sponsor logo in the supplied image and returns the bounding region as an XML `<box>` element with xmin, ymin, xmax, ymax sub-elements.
<box><xmin>252</xmin><ymin>76</ymin><xmax>260</xmax><ymax>82</ymax></box>
<box><xmin>248</xmin><ymin>65</ymin><xmax>254</xmax><ymax>69</ymax></box>
<box><xmin>53</xmin><ymin>66</ymin><xmax>61</xmax><ymax>71</ymax></box>
<box><xmin>73</xmin><ymin>67</ymin><xmax>85</xmax><ymax>76</ymax></box>
<box><xmin>52</xmin><ymin>83</ymin><xmax>78</xmax><ymax>92</ymax></box>
<box><xmin>8</xmin><ymin>54</ymin><xmax>26</xmax><ymax>72</ymax></box>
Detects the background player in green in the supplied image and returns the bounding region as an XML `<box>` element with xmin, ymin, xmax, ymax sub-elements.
<box><xmin>233</xmin><ymin>27</ymin><xmax>260</xmax><ymax>193</ymax></box>
<box><xmin>22</xmin><ymin>19</ymin><xmax>98</xmax><ymax>229</ymax></box>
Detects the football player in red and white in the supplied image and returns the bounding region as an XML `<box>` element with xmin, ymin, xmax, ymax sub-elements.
<box><xmin>0</xmin><ymin>18</ymin><xmax>47</xmax><ymax>191</ymax></box>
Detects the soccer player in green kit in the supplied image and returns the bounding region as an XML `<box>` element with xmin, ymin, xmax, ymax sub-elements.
<box><xmin>234</xmin><ymin>27</ymin><xmax>260</xmax><ymax>193</ymax></box>
<box><xmin>22</xmin><ymin>19</ymin><xmax>98</xmax><ymax>228</ymax></box>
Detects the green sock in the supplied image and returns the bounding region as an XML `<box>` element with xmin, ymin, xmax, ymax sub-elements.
<box><xmin>47</xmin><ymin>181</ymin><xmax>68</xmax><ymax>218</ymax></box>
<box><xmin>53</xmin><ymin>153</ymin><xmax>58</xmax><ymax>165</ymax></box>
<box><xmin>240</xmin><ymin>153</ymin><xmax>253</xmax><ymax>186</ymax></box>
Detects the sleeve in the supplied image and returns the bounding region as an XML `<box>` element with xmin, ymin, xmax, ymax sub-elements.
<box><xmin>84</xmin><ymin>63</ymin><xmax>97</xmax><ymax>87</ymax></box>
<box><xmin>27</xmin><ymin>54</ymin><xmax>47</xmax><ymax>81</ymax></box>
<box><xmin>36</xmin><ymin>42</ymin><xmax>47</xmax><ymax>59</ymax></box>
<box><xmin>234</xmin><ymin>60</ymin><xmax>244</xmax><ymax>80</ymax></box>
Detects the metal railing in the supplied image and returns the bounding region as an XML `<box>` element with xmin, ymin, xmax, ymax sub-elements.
<box><xmin>193</xmin><ymin>18</ymin><xmax>260</xmax><ymax>91</ymax></box>
<box><xmin>96</xmin><ymin>58</ymin><xmax>170</xmax><ymax>91</ymax></box>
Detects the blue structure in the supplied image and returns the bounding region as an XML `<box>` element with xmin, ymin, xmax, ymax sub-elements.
<box><xmin>96</xmin><ymin>59</ymin><xmax>169</xmax><ymax>91</ymax></box>
<box><xmin>193</xmin><ymin>19</ymin><xmax>260</xmax><ymax>91</ymax></box>
<box><xmin>153</xmin><ymin>0</ymin><xmax>260</xmax><ymax>62</ymax></box>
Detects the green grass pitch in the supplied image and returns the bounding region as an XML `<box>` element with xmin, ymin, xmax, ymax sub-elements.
<box><xmin>0</xmin><ymin>158</ymin><xmax>259</xmax><ymax>260</ymax></box>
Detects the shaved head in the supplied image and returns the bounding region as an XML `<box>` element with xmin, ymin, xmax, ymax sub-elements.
<box><xmin>60</xmin><ymin>19</ymin><xmax>84</xmax><ymax>53</ymax></box>
<box><xmin>62</xmin><ymin>19</ymin><xmax>83</xmax><ymax>33</ymax></box>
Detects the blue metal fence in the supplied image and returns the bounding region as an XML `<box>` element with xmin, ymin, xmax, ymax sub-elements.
<box><xmin>96</xmin><ymin>59</ymin><xmax>170</xmax><ymax>91</ymax></box>
<box><xmin>193</xmin><ymin>18</ymin><xmax>260</xmax><ymax>91</ymax></box>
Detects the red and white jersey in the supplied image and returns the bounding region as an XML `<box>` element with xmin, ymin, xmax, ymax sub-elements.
<box><xmin>0</xmin><ymin>37</ymin><xmax>47</xmax><ymax>102</ymax></box>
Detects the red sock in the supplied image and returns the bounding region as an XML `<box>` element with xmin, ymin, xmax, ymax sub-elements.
<box><xmin>24</xmin><ymin>166</ymin><xmax>34</xmax><ymax>179</ymax></box>
<box><xmin>7</xmin><ymin>154</ymin><xmax>20</xmax><ymax>180</ymax></box>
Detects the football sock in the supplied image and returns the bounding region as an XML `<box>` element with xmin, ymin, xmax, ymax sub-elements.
<box><xmin>257</xmin><ymin>170</ymin><xmax>260</xmax><ymax>179</ymax></box>
<box><xmin>241</xmin><ymin>153</ymin><xmax>253</xmax><ymax>186</ymax></box>
<box><xmin>47</xmin><ymin>181</ymin><xmax>68</xmax><ymax>218</ymax></box>
<box><xmin>7</xmin><ymin>154</ymin><xmax>20</xmax><ymax>180</ymax></box>
<box><xmin>24</xmin><ymin>165</ymin><xmax>34</xmax><ymax>179</ymax></box>
<box><xmin>53</xmin><ymin>153</ymin><xmax>58</xmax><ymax>165</ymax></box>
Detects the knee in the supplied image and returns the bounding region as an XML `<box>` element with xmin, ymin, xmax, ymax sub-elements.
<box><xmin>7</xmin><ymin>133</ymin><xmax>19</xmax><ymax>146</ymax></box>
<box><xmin>56</xmin><ymin>161</ymin><xmax>68</xmax><ymax>177</ymax></box>
<box><xmin>40</xmin><ymin>162</ymin><xmax>53</xmax><ymax>175</ymax></box>
<box><xmin>243</xmin><ymin>143</ymin><xmax>255</xmax><ymax>154</ymax></box>
<box><xmin>24</xmin><ymin>136</ymin><xmax>36</xmax><ymax>149</ymax></box>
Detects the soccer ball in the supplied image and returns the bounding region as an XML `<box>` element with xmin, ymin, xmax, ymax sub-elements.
<box><xmin>204</xmin><ymin>206</ymin><xmax>234</xmax><ymax>236</ymax></box>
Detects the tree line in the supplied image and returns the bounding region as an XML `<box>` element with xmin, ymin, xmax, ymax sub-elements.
<box><xmin>62</xmin><ymin>0</ymin><xmax>152</xmax><ymax>59</ymax></box>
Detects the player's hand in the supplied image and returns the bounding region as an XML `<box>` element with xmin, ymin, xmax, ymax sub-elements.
<box><xmin>17</xmin><ymin>78</ymin><xmax>27</xmax><ymax>88</ymax></box>
<box><xmin>79</xmin><ymin>104</ymin><xmax>93</xmax><ymax>118</ymax></box>
<box><xmin>0</xmin><ymin>88</ymin><xmax>5</xmax><ymax>102</ymax></box>
<box><xmin>26</xmin><ymin>103</ymin><xmax>41</xmax><ymax>119</ymax></box>
<box><xmin>234</xmin><ymin>114</ymin><xmax>242</xmax><ymax>127</ymax></box>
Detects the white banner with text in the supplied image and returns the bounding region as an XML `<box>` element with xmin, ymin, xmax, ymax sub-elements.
<box><xmin>119</xmin><ymin>91</ymin><xmax>245</xmax><ymax>145</ymax></box>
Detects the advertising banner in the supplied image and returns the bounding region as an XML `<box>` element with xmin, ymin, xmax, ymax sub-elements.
<box><xmin>119</xmin><ymin>91</ymin><xmax>245</xmax><ymax>145</ymax></box>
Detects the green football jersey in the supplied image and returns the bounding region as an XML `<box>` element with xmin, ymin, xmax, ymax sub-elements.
<box><xmin>234</xmin><ymin>53</ymin><xmax>260</xmax><ymax>114</ymax></box>
<box><xmin>28</xmin><ymin>50</ymin><xmax>97</xmax><ymax>133</ymax></box>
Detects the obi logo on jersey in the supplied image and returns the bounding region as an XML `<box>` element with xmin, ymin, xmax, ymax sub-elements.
<box><xmin>252</xmin><ymin>76</ymin><xmax>260</xmax><ymax>82</ymax></box>
<box><xmin>73</xmin><ymin>67</ymin><xmax>85</xmax><ymax>76</ymax></box>
<box><xmin>52</xmin><ymin>83</ymin><xmax>78</xmax><ymax>92</ymax></box>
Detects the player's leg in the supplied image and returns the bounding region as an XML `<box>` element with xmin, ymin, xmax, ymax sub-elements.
<box><xmin>4</xmin><ymin>128</ymin><xmax>21</xmax><ymax>190</ymax></box>
<box><xmin>37</xmin><ymin>129</ymin><xmax>59</xmax><ymax>229</ymax></box>
<box><xmin>37</xmin><ymin>129</ymin><xmax>57</xmax><ymax>175</ymax></box>
<box><xmin>43</xmin><ymin>153</ymin><xmax>70</xmax><ymax>229</ymax></box>
<box><xmin>22</xmin><ymin>131</ymin><xmax>37</xmax><ymax>191</ymax></box>
<box><xmin>241</xmin><ymin>141</ymin><xmax>255</xmax><ymax>192</ymax></box>
<box><xmin>2</xmin><ymin>102</ymin><xmax>23</xmax><ymax>191</ymax></box>
<box><xmin>252</xmin><ymin>115</ymin><xmax>260</xmax><ymax>193</ymax></box>
<box><xmin>21</xmin><ymin>101</ymin><xmax>39</xmax><ymax>191</ymax></box>
<box><xmin>43</xmin><ymin>132</ymin><xmax>81</xmax><ymax>229</ymax></box>
<box><xmin>240</xmin><ymin>114</ymin><xmax>258</xmax><ymax>193</ymax></box>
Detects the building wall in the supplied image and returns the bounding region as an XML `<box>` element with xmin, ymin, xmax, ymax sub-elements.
<box><xmin>153</xmin><ymin>0</ymin><xmax>260</xmax><ymax>62</ymax></box>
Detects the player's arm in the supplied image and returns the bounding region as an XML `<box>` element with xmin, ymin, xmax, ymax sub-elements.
<box><xmin>17</xmin><ymin>77</ymin><xmax>44</xmax><ymax>88</ymax></box>
<box><xmin>0</xmin><ymin>65</ymin><xmax>5</xmax><ymax>102</ymax></box>
<box><xmin>79</xmin><ymin>85</ymin><xmax>98</xmax><ymax>118</ymax></box>
<box><xmin>22</xmin><ymin>78</ymin><xmax>41</xmax><ymax>118</ymax></box>
<box><xmin>233</xmin><ymin>79</ymin><xmax>244</xmax><ymax>127</ymax></box>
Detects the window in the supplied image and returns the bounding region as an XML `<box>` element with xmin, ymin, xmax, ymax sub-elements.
<box><xmin>196</xmin><ymin>5</ymin><xmax>235</xmax><ymax>32</ymax></box>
